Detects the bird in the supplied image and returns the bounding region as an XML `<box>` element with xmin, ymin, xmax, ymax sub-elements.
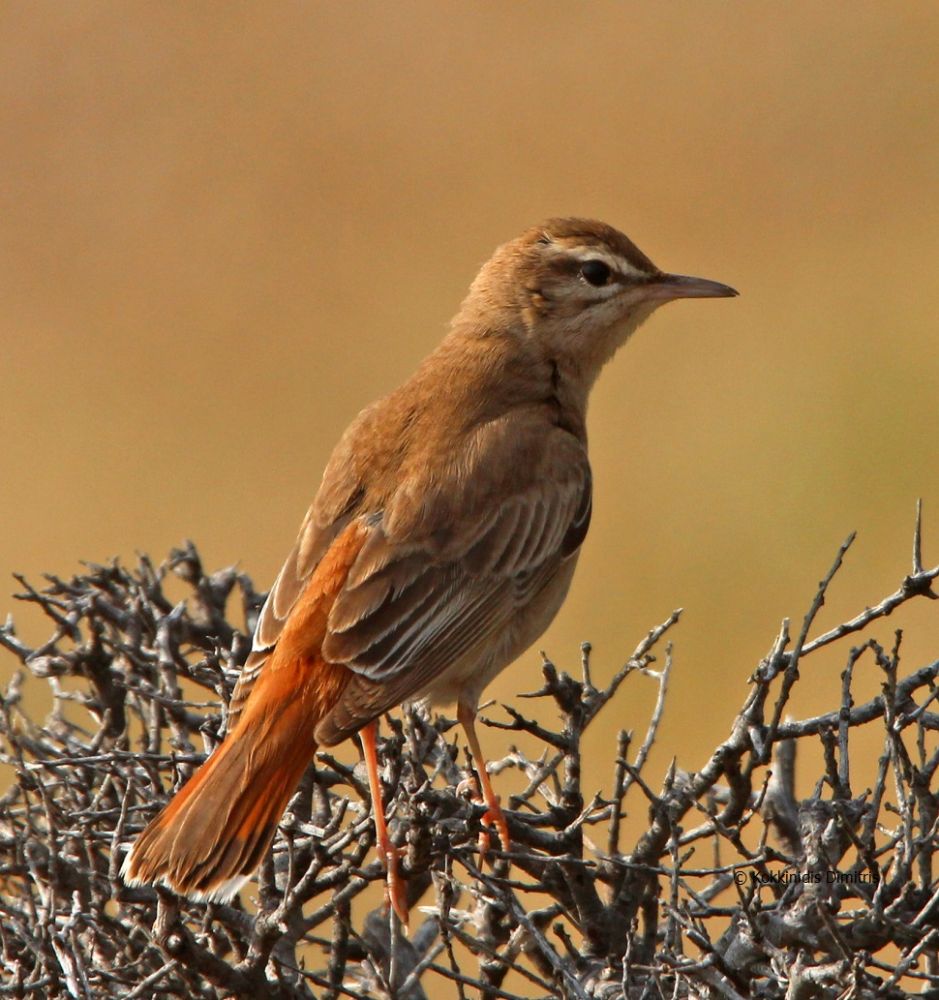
<box><xmin>121</xmin><ymin>217</ymin><xmax>737</xmax><ymax>920</ymax></box>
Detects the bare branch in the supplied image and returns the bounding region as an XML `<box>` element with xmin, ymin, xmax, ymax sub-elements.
<box><xmin>1</xmin><ymin>518</ymin><xmax>937</xmax><ymax>998</ymax></box>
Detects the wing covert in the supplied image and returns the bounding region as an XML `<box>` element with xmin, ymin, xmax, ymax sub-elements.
<box><xmin>229</xmin><ymin>411</ymin><xmax>592</xmax><ymax>735</ymax></box>
<box><xmin>323</xmin><ymin>421</ymin><xmax>592</xmax><ymax>692</ymax></box>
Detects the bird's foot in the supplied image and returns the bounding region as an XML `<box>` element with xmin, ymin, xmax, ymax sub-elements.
<box><xmin>360</xmin><ymin>719</ymin><xmax>408</xmax><ymax>925</ymax></box>
<box><xmin>457</xmin><ymin>701</ymin><xmax>512</xmax><ymax>865</ymax></box>
<box><xmin>379</xmin><ymin>839</ymin><xmax>408</xmax><ymax>925</ymax></box>
<box><xmin>478</xmin><ymin>794</ymin><xmax>511</xmax><ymax>863</ymax></box>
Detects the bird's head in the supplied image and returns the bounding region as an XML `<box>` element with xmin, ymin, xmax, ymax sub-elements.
<box><xmin>458</xmin><ymin>217</ymin><xmax>738</xmax><ymax>386</ymax></box>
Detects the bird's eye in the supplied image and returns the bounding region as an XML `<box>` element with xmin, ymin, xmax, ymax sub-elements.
<box><xmin>580</xmin><ymin>260</ymin><xmax>612</xmax><ymax>287</ymax></box>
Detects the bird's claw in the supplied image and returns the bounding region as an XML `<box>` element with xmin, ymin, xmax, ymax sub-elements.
<box><xmin>478</xmin><ymin>797</ymin><xmax>511</xmax><ymax>864</ymax></box>
<box><xmin>380</xmin><ymin>840</ymin><xmax>409</xmax><ymax>925</ymax></box>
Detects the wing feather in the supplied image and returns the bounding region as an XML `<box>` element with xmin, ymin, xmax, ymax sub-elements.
<box><xmin>226</xmin><ymin>512</ymin><xmax>348</xmax><ymax>730</ymax></box>
<box><xmin>230</xmin><ymin>411</ymin><xmax>592</xmax><ymax>736</ymax></box>
<box><xmin>324</xmin><ymin>430</ymin><xmax>591</xmax><ymax>692</ymax></box>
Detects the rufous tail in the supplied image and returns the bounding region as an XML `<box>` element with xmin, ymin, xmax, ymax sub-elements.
<box><xmin>121</xmin><ymin>521</ymin><xmax>364</xmax><ymax>901</ymax></box>
<box><xmin>121</xmin><ymin>686</ymin><xmax>322</xmax><ymax>901</ymax></box>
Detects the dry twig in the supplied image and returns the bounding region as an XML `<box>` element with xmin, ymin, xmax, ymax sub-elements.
<box><xmin>1</xmin><ymin>509</ymin><xmax>938</xmax><ymax>998</ymax></box>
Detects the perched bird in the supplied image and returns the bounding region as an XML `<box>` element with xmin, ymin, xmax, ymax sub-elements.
<box><xmin>122</xmin><ymin>218</ymin><xmax>736</xmax><ymax>919</ymax></box>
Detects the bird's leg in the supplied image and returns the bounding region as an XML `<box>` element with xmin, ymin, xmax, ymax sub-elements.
<box><xmin>457</xmin><ymin>700</ymin><xmax>511</xmax><ymax>858</ymax></box>
<box><xmin>360</xmin><ymin>719</ymin><xmax>408</xmax><ymax>924</ymax></box>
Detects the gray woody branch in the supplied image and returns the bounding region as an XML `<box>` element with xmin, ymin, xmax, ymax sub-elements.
<box><xmin>0</xmin><ymin>504</ymin><xmax>937</xmax><ymax>998</ymax></box>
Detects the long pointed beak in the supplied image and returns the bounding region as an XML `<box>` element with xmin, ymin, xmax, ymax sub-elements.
<box><xmin>644</xmin><ymin>272</ymin><xmax>739</xmax><ymax>302</ymax></box>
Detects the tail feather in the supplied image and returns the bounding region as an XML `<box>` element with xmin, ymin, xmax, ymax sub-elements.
<box><xmin>121</xmin><ymin>668</ymin><xmax>332</xmax><ymax>902</ymax></box>
<box><xmin>122</xmin><ymin>520</ymin><xmax>365</xmax><ymax>901</ymax></box>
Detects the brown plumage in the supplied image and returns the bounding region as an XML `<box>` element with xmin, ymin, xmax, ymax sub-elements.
<box><xmin>122</xmin><ymin>218</ymin><xmax>737</xmax><ymax>915</ymax></box>
<box><xmin>123</xmin><ymin>522</ymin><xmax>362</xmax><ymax>898</ymax></box>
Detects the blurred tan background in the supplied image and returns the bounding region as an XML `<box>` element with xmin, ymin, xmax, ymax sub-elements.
<box><xmin>2</xmin><ymin>4</ymin><xmax>938</xmax><ymax>803</ymax></box>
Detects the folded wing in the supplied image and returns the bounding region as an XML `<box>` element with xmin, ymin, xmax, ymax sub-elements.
<box><xmin>228</xmin><ymin>411</ymin><xmax>591</xmax><ymax>739</ymax></box>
